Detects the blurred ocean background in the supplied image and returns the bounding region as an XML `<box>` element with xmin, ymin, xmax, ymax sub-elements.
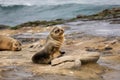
<box><xmin>0</xmin><ymin>0</ymin><xmax>120</xmax><ymax>26</ymax></box>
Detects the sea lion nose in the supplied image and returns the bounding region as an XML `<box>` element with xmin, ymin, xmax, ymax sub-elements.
<box><xmin>17</xmin><ymin>47</ymin><xmax>22</xmax><ymax>51</ymax></box>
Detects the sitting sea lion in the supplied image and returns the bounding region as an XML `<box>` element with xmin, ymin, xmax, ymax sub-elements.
<box><xmin>0</xmin><ymin>35</ymin><xmax>22</xmax><ymax>51</ymax></box>
<box><xmin>32</xmin><ymin>26</ymin><xmax>65</xmax><ymax>64</ymax></box>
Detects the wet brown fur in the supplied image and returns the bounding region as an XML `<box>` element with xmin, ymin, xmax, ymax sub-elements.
<box><xmin>0</xmin><ymin>35</ymin><xmax>22</xmax><ymax>51</ymax></box>
<box><xmin>32</xmin><ymin>26</ymin><xmax>65</xmax><ymax>64</ymax></box>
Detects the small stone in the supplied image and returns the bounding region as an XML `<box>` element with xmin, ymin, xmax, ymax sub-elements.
<box><xmin>74</xmin><ymin>59</ymin><xmax>81</xmax><ymax>69</ymax></box>
<box><xmin>104</xmin><ymin>45</ymin><xmax>112</xmax><ymax>50</ymax></box>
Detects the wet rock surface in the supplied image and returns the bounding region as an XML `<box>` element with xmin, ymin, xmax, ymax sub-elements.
<box><xmin>0</xmin><ymin>24</ymin><xmax>120</xmax><ymax>80</ymax></box>
<box><xmin>0</xmin><ymin>66</ymin><xmax>34</xmax><ymax>80</ymax></box>
<box><xmin>76</xmin><ymin>8</ymin><xmax>120</xmax><ymax>20</ymax></box>
<box><xmin>0</xmin><ymin>66</ymin><xmax>80</xmax><ymax>80</ymax></box>
<box><xmin>63</xmin><ymin>20</ymin><xmax>120</xmax><ymax>37</ymax></box>
<box><xmin>8</xmin><ymin>8</ymin><xmax>120</xmax><ymax>30</ymax></box>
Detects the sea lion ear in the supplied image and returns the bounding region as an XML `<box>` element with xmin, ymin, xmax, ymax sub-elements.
<box><xmin>18</xmin><ymin>40</ymin><xmax>22</xmax><ymax>46</ymax></box>
<box><xmin>11</xmin><ymin>42</ymin><xmax>15</xmax><ymax>51</ymax></box>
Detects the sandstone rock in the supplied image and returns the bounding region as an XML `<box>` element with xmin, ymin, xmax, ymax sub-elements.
<box><xmin>76</xmin><ymin>52</ymin><xmax>100</xmax><ymax>64</ymax></box>
<box><xmin>104</xmin><ymin>45</ymin><xmax>113</xmax><ymax>50</ymax></box>
<box><xmin>29</xmin><ymin>40</ymin><xmax>45</xmax><ymax>48</ymax></box>
<box><xmin>108</xmin><ymin>40</ymin><xmax>118</xmax><ymax>45</ymax></box>
<box><xmin>51</xmin><ymin>57</ymin><xmax>81</xmax><ymax>69</ymax></box>
<box><xmin>51</xmin><ymin>51</ymin><xmax>100</xmax><ymax>69</ymax></box>
<box><xmin>51</xmin><ymin>56</ymin><xmax>76</xmax><ymax>66</ymax></box>
<box><xmin>85</xmin><ymin>47</ymin><xmax>97</xmax><ymax>52</ymax></box>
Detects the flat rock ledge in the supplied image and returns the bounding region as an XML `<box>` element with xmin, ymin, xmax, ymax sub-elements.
<box><xmin>51</xmin><ymin>51</ymin><xmax>100</xmax><ymax>69</ymax></box>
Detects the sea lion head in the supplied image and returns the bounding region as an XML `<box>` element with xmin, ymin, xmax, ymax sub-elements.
<box><xmin>50</xmin><ymin>26</ymin><xmax>64</xmax><ymax>38</ymax></box>
<box><xmin>12</xmin><ymin>40</ymin><xmax>22</xmax><ymax>51</ymax></box>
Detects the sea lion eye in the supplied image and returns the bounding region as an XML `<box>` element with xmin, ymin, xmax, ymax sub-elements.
<box><xmin>61</xmin><ymin>29</ymin><xmax>64</xmax><ymax>32</ymax></box>
<box><xmin>15</xmin><ymin>44</ymin><xmax>18</xmax><ymax>46</ymax></box>
<box><xmin>55</xmin><ymin>29</ymin><xmax>60</xmax><ymax>33</ymax></box>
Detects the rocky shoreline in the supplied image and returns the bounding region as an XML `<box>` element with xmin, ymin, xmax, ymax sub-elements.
<box><xmin>0</xmin><ymin>7</ymin><xmax>120</xmax><ymax>80</ymax></box>
<box><xmin>0</xmin><ymin>7</ymin><xmax>120</xmax><ymax>30</ymax></box>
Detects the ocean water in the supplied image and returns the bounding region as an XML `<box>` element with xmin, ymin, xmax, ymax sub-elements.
<box><xmin>0</xmin><ymin>0</ymin><xmax>120</xmax><ymax>26</ymax></box>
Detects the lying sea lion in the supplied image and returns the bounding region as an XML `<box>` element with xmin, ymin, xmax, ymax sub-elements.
<box><xmin>0</xmin><ymin>35</ymin><xmax>22</xmax><ymax>51</ymax></box>
<box><xmin>32</xmin><ymin>26</ymin><xmax>65</xmax><ymax>64</ymax></box>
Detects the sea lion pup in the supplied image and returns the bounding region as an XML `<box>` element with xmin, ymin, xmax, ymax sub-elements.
<box><xmin>32</xmin><ymin>26</ymin><xmax>65</xmax><ymax>64</ymax></box>
<box><xmin>0</xmin><ymin>35</ymin><xmax>22</xmax><ymax>51</ymax></box>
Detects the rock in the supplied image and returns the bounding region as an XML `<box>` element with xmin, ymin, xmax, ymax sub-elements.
<box><xmin>97</xmin><ymin>40</ymin><xmax>118</xmax><ymax>51</ymax></box>
<box><xmin>29</xmin><ymin>40</ymin><xmax>45</xmax><ymax>48</ymax></box>
<box><xmin>76</xmin><ymin>8</ymin><xmax>120</xmax><ymax>20</ymax></box>
<box><xmin>76</xmin><ymin>15</ymin><xmax>87</xmax><ymax>18</ymax></box>
<box><xmin>85</xmin><ymin>47</ymin><xmax>97</xmax><ymax>52</ymax></box>
<box><xmin>51</xmin><ymin>56</ymin><xmax>81</xmax><ymax>69</ymax></box>
<box><xmin>76</xmin><ymin>51</ymin><xmax>100</xmax><ymax>64</ymax></box>
<box><xmin>0</xmin><ymin>25</ymin><xmax>10</xmax><ymax>30</ymax></box>
<box><xmin>110</xmin><ymin>20</ymin><xmax>120</xmax><ymax>24</ymax></box>
<box><xmin>109</xmin><ymin>40</ymin><xmax>118</xmax><ymax>45</ymax></box>
<box><xmin>12</xmin><ymin>20</ymin><xmax>65</xmax><ymax>29</ymax></box>
<box><xmin>51</xmin><ymin>56</ymin><xmax>76</xmax><ymax>66</ymax></box>
<box><xmin>51</xmin><ymin>51</ymin><xmax>100</xmax><ymax>69</ymax></box>
<box><xmin>104</xmin><ymin>45</ymin><xmax>113</xmax><ymax>50</ymax></box>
